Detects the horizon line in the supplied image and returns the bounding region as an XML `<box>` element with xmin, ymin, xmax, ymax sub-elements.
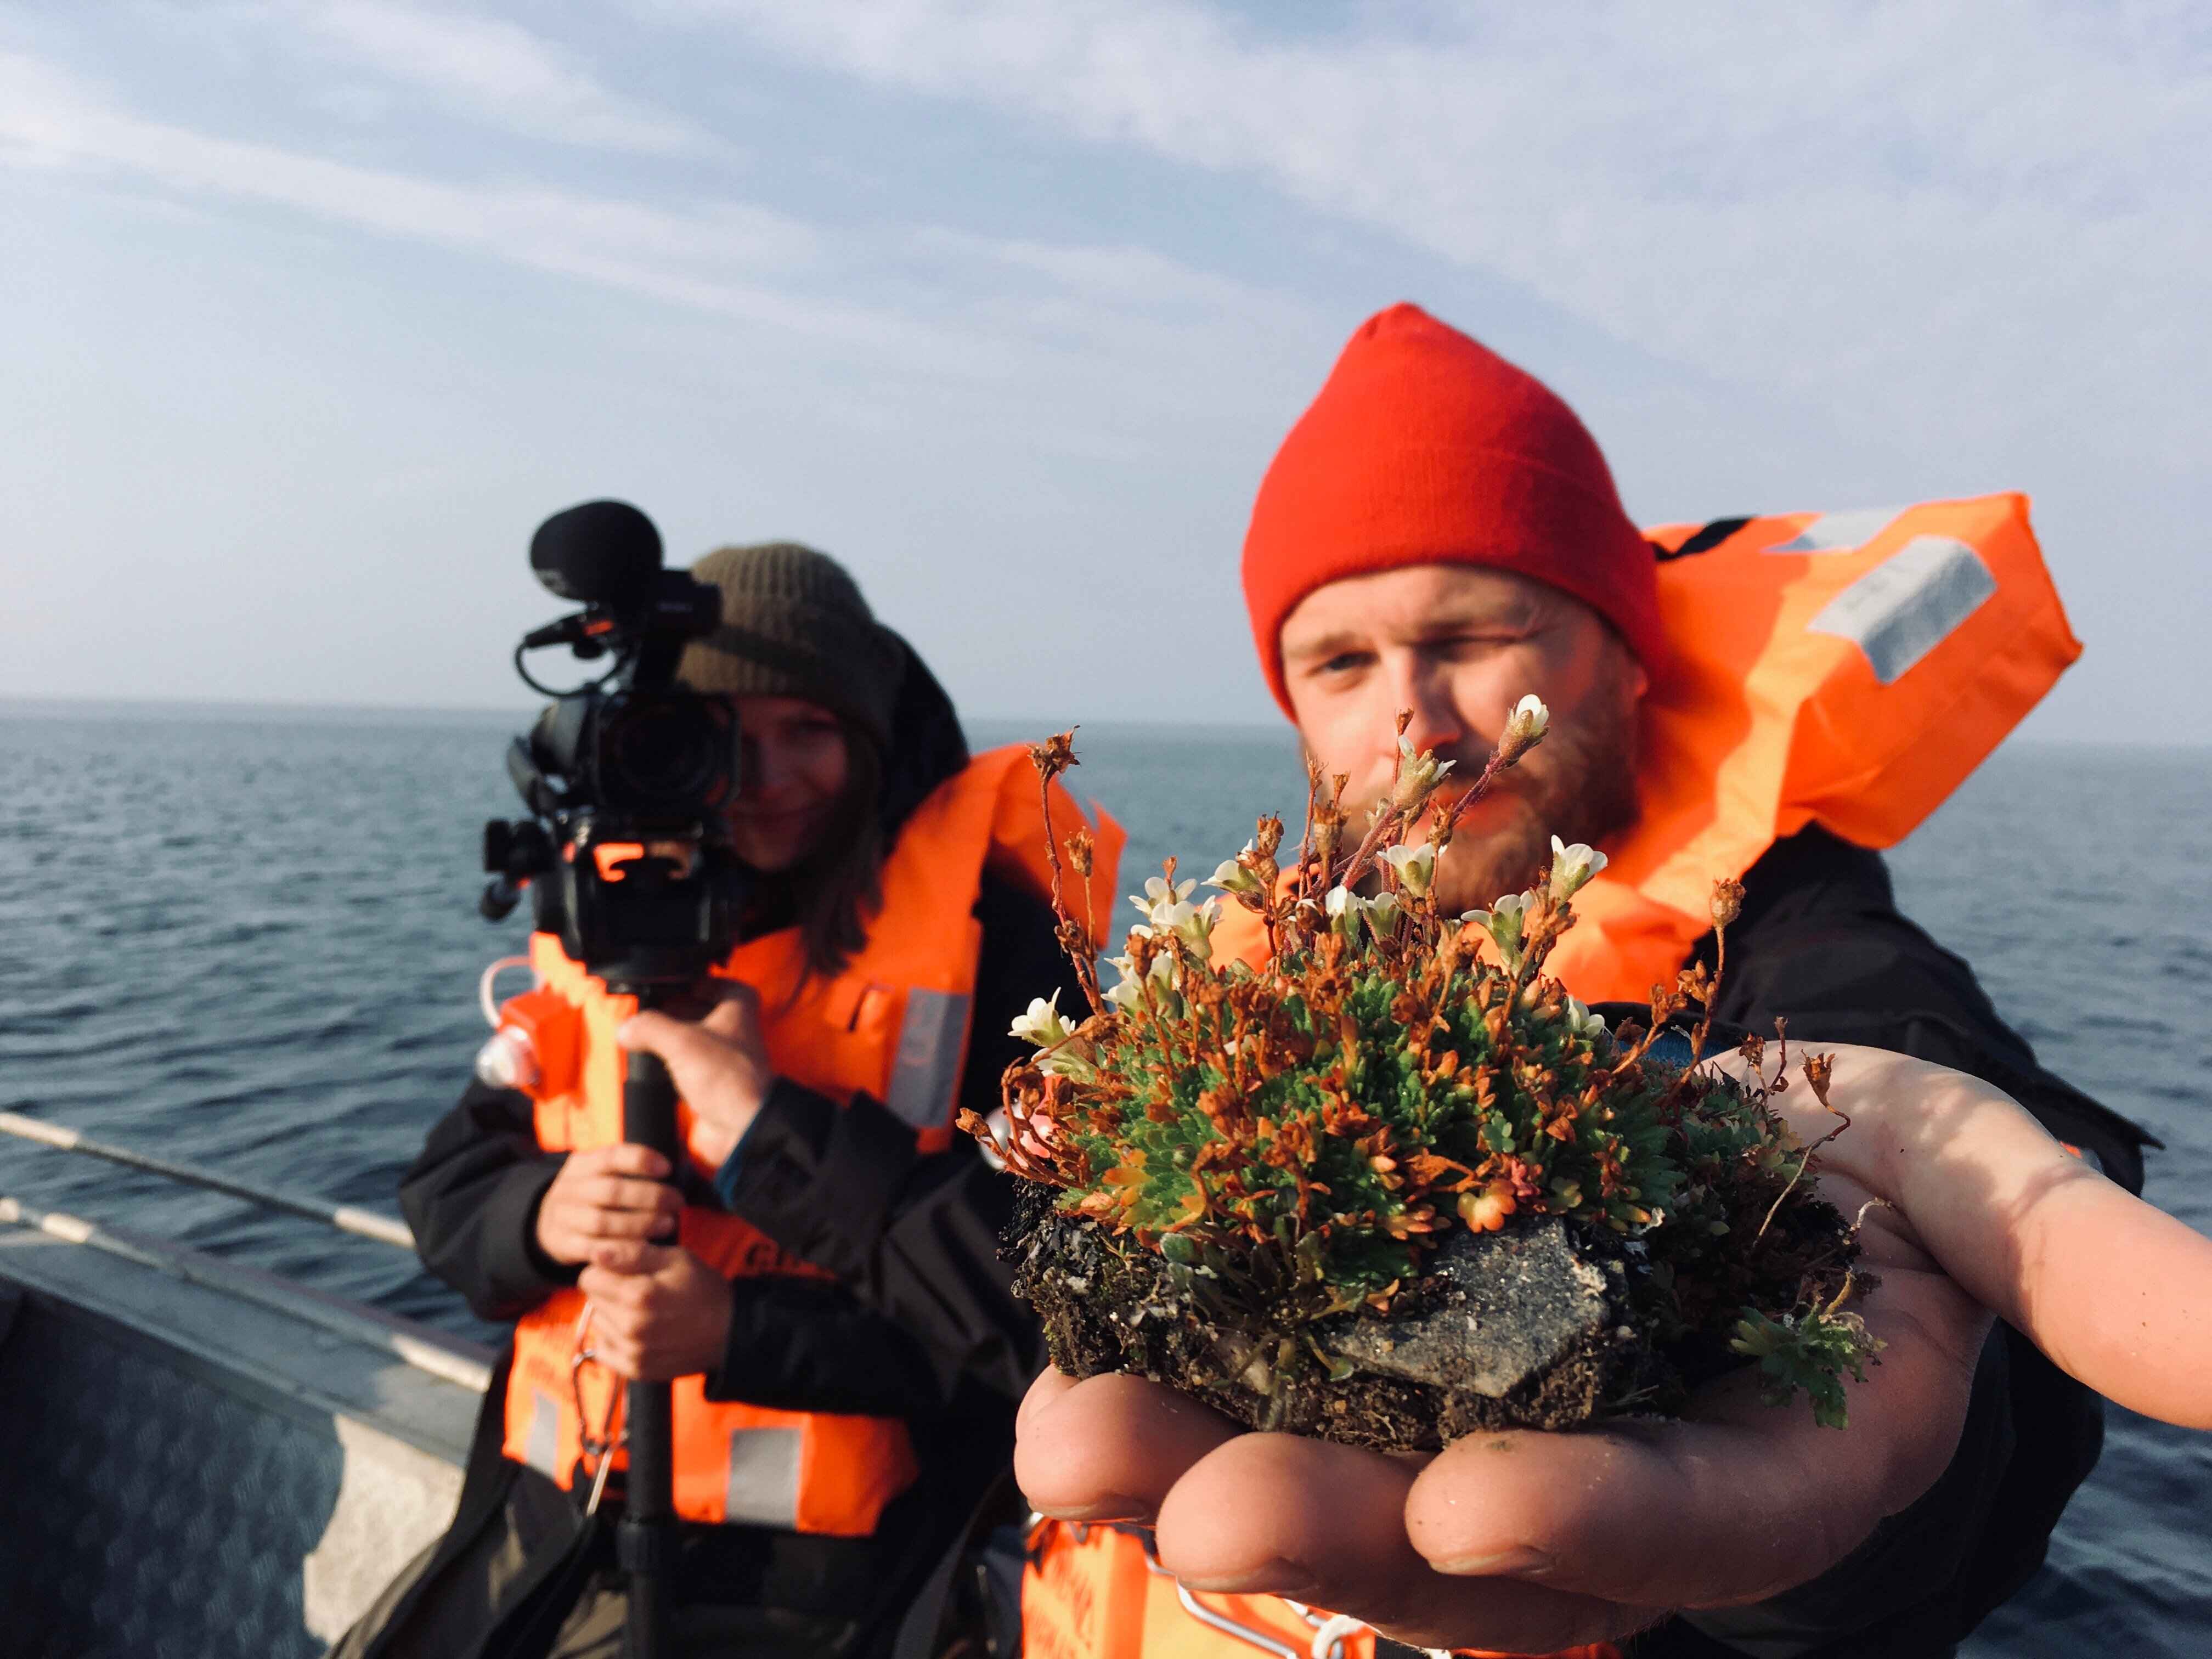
<box><xmin>1</xmin><ymin>693</ymin><xmax>2198</xmax><ymax>751</ymax></box>
<box><xmin>0</xmin><ymin>692</ymin><xmax>1290</xmax><ymax>734</ymax></box>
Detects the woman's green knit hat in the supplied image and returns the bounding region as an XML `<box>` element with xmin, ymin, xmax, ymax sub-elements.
<box><xmin>676</xmin><ymin>542</ymin><xmax>907</xmax><ymax>747</ymax></box>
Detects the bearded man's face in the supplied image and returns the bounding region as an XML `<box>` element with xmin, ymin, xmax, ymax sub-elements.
<box><xmin>1278</xmin><ymin>563</ymin><xmax>1647</xmax><ymax>915</ymax></box>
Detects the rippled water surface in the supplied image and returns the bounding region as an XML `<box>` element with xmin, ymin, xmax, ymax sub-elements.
<box><xmin>2</xmin><ymin>705</ymin><xmax>2206</xmax><ymax>1655</ymax></box>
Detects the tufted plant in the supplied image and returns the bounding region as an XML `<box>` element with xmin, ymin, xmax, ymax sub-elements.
<box><xmin>967</xmin><ymin>707</ymin><xmax>1882</xmax><ymax>1427</ymax></box>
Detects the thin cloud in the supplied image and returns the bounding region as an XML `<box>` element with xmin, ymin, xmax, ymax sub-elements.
<box><xmin>926</xmin><ymin>230</ymin><xmax>1299</xmax><ymax>317</ymax></box>
<box><xmin>0</xmin><ymin>50</ymin><xmax>896</xmax><ymax>340</ymax></box>
<box><xmin>687</xmin><ymin>0</ymin><xmax>2212</xmax><ymax>477</ymax></box>
<box><xmin>278</xmin><ymin>1</ymin><xmax>717</xmax><ymax>155</ymax></box>
<box><xmin>0</xmin><ymin>46</ymin><xmax>1313</xmax><ymax>411</ymax></box>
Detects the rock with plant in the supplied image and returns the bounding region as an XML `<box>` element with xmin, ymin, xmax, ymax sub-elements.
<box><xmin>964</xmin><ymin>707</ymin><xmax>1882</xmax><ymax>1453</ymax></box>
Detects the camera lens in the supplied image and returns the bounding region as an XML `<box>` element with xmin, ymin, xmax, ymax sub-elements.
<box><xmin>595</xmin><ymin>692</ymin><xmax>735</xmax><ymax>816</ymax></box>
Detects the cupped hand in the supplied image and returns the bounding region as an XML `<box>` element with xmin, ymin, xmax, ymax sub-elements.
<box><xmin>1015</xmin><ymin>1044</ymin><xmax>2212</xmax><ymax>1652</ymax></box>
<box><xmin>534</xmin><ymin>1143</ymin><xmax>681</xmax><ymax>1267</ymax></box>
<box><xmin>620</xmin><ymin>985</ymin><xmax>772</xmax><ymax>1173</ymax></box>
<box><xmin>578</xmin><ymin>1239</ymin><xmax>735</xmax><ymax>1381</ymax></box>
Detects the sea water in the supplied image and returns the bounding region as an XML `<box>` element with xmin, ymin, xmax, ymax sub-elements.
<box><xmin>2</xmin><ymin>704</ymin><xmax>2207</xmax><ymax>1656</ymax></box>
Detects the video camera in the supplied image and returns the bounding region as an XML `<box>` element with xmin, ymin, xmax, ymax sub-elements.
<box><xmin>479</xmin><ymin>500</ymin><xmax>748</xmax><ymax>990</ymax></box>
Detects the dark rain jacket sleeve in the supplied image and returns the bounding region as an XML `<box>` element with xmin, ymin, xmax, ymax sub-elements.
<box><xmin>395</xmin><ymin>1074</ymin><xmax>995</xmax><ymax>1419</ymax></box>
<box><xmin>709</xmin><ymin>873</ymin><xmax>1082</xmax><ymax>1413</ymax></box>
<box><xmin>1628</xmin><ymin>826</ymin><xmax>2152</xmax><ymax>1659</ymax></box>
<box><xmin>398</xmin><ymin>1078</ymin><xmax>577</xmax><ymax>1324</ymax></box>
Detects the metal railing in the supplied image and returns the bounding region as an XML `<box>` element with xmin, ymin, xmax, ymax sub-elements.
<box><xmin>0</xmin><ymin>1110</ymin><xmax>415</xmax><ymax>1249</ymax></box>
<box><xmin>0</xmin><ymin>1109</ymin><xmax>496</xmax><ymax>1392</ymax></box>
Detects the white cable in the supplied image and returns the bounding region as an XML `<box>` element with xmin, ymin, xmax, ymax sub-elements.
<box><xmin>478</xmin><ymin>955</ymin><xmax>536</xmax><ymax>1028</ymax></box>
<box><xmin>1308</xmin><ymin>1613</ymin><xmax>1367</xmax><ymax>1659</ymax></box>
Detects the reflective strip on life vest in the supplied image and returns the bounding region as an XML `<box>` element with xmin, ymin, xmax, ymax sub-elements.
<box><xmin>886</xmin><ymin>986</ymin><xmax>973</xmax><ymax>1132</ymax></box>
<box><xmin>1801</xmin><ymin>533</ymin><xmax>1997</xmax><ymax>685</ymax></box>
<box><xmin>722</xmin><ymin>1426</ymin><xmax>803</xmax><ymax>1528</ymax></box>
<box><xmin>523</xmin><ymin>1387</ymin><xmax>561</xmax><ymax>1480</ymax></box>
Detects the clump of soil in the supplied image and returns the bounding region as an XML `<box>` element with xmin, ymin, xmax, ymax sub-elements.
<box><xmin>1010</xmin><ymin>1175</ymin><xmax>1861</xmax><ymax>1452</ymax></box>
<box><xmin>1011</xmin><ymin>1181</ymin><xmax>1672</xmax><ymax>1449</ymax></box>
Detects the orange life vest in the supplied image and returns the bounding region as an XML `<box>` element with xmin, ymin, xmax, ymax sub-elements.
<box><xmin>1027</xmin><ymin>493</ymin><xmax>2075</xmax><ymax>1656</ymax></box>
<box><xmin>1548</xmin><ymin>492</ymin><xmax>2076</xmax><ymax>1005</ymax></box>
<box><xmin>1023</xmin><ymin>1521</ymin><xmax>1617</xmax><ymax>1659</ymax></box>
<box><xmin>496</xmin><ymin>744</ymin><xmax>1124</xmax><ymax>1534</ymax></box>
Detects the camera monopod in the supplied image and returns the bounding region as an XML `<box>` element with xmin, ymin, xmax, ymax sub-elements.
<box><xmin>618</xmin><ymin>1032</ymin><xmax>681</xmax><ymax>1659</ymax></box>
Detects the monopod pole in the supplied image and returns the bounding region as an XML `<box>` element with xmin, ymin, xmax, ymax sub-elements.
<box><xmin>620</xmin><ymin>1042</ymin><xmax>680</xmax><ymax>1659</ymax></box>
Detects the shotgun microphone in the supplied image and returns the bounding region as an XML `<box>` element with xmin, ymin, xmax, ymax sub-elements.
<box><xmin>528</xmin><ymin>499</ymin><xmax>664</xmax><ymax>611</ymax></box>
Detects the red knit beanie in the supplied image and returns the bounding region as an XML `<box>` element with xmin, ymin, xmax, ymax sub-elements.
<box><xmin>1243</xmin><ymin>303</ymin><xmax>1664</xmax><ymax>715</ymax></box>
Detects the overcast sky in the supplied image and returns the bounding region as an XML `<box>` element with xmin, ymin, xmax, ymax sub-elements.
<box><xmin>4</xmin><ymin>2</ymin><xmax>2206</xmax><ymax>739</ymax></box>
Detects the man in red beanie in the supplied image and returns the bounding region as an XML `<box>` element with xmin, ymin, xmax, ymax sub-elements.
<box><xmin>1015</xmin><ymin>306</ymin><xmax>2210</xmax><ymax>1657</ymax></box>
<box><xmin>1242</xmin><ymin>303</ymin><xmax>1659</xmax><ymax>919</ymax></box>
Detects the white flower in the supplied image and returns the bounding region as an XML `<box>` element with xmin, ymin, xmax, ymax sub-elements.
<box><xmin>1155</xmin><ymin>896</ymin><xmax>1214</xmax><ymax>938</ymax></box>
<box><xmin>1325</xmin><ymin>884</ymin><xmax>1399</xmax><ymax>941</ymax></box>
<box><xmin>1184</xmin><ymin>895</ymin><xmax>1224</xmax><ymax>943</ymax></box>
<box><xmin>1008</xmin><ymin>990</ymin><xmax>1076</xmax><ymax>1048</ymax></box>
<box><xmin>1379</xmin><ymin>842</ymin><xmax>1437</xmax><ymax>898</ymax></box>
<box><xmin>1130</xmin><ymin>874</ymin><xmax>1200</xmax><ymax>930</ymax></box>
<box><xmin>1206</xmin><ymin>845</ymin><xmax>1265</xmax><ymax>898</ymax></box>
<box><xmin>1504</xmin><ymin>694</ymin><xmax>1550</xmax><ymax>744</ymax></box>
<box><xmin>1147</xmin><ymin>894</ymin><xmax>1221</xmax><ymax>962</ymax></box>
<box><xmin>1012</xmin><ymin>991</ymin><xmax>1097</xmax><ymax>1079</ymax></box>
<box><xmin>1365</xmin><ymin>890</ymin><xmax>1402</xmax><ymax>935</ymax></box>
<box><xmin>1483</xmin><ymin>890</ymin><xmax>1534</xmax><ymax>970</ymax></box>
<box><xmin>1133</xmin><ymin>874</ymin><xmax>1196</xmax><ymax>912</ymax></box>
<box><xmin>1548</xmin><ymin>835</ymin><xmax>1609</xmax><ymax>901</ymax></box>
<box><xmin>1037</xmin><ymin>1046</ymin><xmax>1097</xmax><ymax>1081</ymax></box>
<box><xmin>1324</xmin><ymin>884</ymin><xmax>1360</xmax><ymax>938</ymax></box>
<box><xmin>1564</xmin><ymin>996</ymin><xmax>1608</xmax><ymax>1041</ymax></box>
<box><xmin>1102</xmin><ymin>946</ymin><xmax>1177</xmax><ymax>1011</ymax></box>
<box><xmin>1325</xmin><ymin>884</ymin><xmax>1378</xmax><ymax>940</ymax></box>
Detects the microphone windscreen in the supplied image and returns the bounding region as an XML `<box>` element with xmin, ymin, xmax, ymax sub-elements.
<box><xmin>529</xmin><ymin>500</ymin><xmax>663</xmax><ymax>608</ymax></box>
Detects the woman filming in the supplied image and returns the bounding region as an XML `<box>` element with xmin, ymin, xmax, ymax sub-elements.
<box><xmin>338</xmin><ymin>542</ymin><xmax>1113</xmax><ymax>1659</ymax></box>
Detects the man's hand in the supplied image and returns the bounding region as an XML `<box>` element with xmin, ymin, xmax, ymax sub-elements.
<box><xmin>534</xmin><ymin>1144</ymin><xmax>682</xmax><ymax>1267</ymax></box>
<box><xmin>1014</xmin><ymin>1045</ymin><xmax>2212</xmax><ymax>1654</ymax></box>
<box><xmin>620</xmin><ymin>986</ymin><xmax>772</xmax><ymax>1172</ymax></box>
<box><xmin>578</xmin><ymin>1240</ymin><xmax>736</xmax><ymax>1381</ymax></box>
